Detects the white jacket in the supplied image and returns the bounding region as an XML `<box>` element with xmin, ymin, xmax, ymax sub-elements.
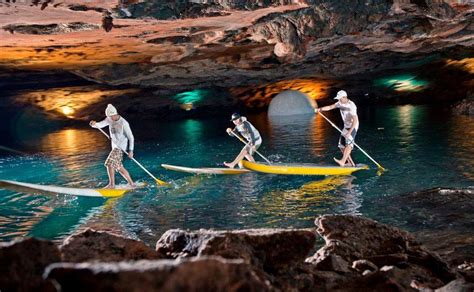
<box><xmin>93</xmin><ymin>116</ymin><xmax>134</xmax><ymax>151</ymax></box>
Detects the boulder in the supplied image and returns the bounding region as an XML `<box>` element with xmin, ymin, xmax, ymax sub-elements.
<box><xmin>60</xmin><ymin>228</ymin><xmax>163</xmax><ymax>262</ymax></box>
<box><xmin>45</xmin><ymin>257</ymin><xmax>272</xmax><ymax>291</ymax></box>
<box><xmin>156</xmin><ymin>228</ymin><xmax>316</xmax><ymax>272</ymax></box>
<box><xmin>0</xmin><ymin>238</ymin><xmax>60</xmax><ymax>292</ymax></box>
<box><xmin>307</xmin><ymin>215</ymin><xmax>457</xmax><ymax>290</ymax></box>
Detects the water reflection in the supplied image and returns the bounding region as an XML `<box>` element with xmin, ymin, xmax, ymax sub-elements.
<box><xmin>74</xmin><ymin>198</ymin><xmax>126</xmax><ymax>237</ymax></box>
<box><xmin>447</xmin><ymin>114</ymin><xmax>474</xmax><ymax>180</ymax></box>
<box><xmin>258</xmin><ymin>176</ymin><xmax>360</xmax><ymax>223</ymax></box>
<box><xmin>311</xmin><ymin>114</ymin><xmax>331</xmax><ymax>157</ymax></box>
<box><xmin>267</xmin><ymin>114</ymin><xmax>315</xmax><ymax>162</ymax></box>
<box><xmin>397</xmin><ymin>105</ymin><xmax>417</xmax><ymax>144</ymax></box>
<box><xmin>40</xmin><ymin>129</ymin><xmax>109</xmax><ymax>182</ymax></box>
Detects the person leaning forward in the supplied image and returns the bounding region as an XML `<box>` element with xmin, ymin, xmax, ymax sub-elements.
<box><xmin>224</xmin><ymin>113</ymin><xmax>262</xmax><ymax>169</ymax></box>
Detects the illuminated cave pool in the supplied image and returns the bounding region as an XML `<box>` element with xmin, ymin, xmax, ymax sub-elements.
<box><xmin>0</xmin><ymin>105</ymin><xmax>473</xmax><ymax>244</ymax></box>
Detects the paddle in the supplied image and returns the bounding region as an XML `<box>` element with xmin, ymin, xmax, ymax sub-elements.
<box><xmin>96</xmin><ymin>127</ymin><xmax>169</xmax><ymax>186</ymax></box>
<box><xmin>229</xmin><ymin>130</ymin><xmax>272</xmax><ymax>165</ymax></box>
<box><xmin>316</xmin><ymin>109</ymin><xmax>386</xmax><ymax>172</ymax></box>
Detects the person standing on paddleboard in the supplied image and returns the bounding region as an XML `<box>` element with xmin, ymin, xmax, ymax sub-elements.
<box><xmin>89</xmin><ymin>104</ymin><xmax>136</xmax><ymax>188</ymax></box>
<box><xmin>315</xmin><ymin>90</ymin><xmax>359</xmax><ymax>167</ymax></box>
<box><xmin>224</xmin><ymin>113</ymin><xmax>262</xmax><ymax>168</ymax></box>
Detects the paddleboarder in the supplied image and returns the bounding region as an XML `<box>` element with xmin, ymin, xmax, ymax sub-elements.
<box><xmin>89</xmin><ymin>104</ymin><xmax>136</xmax><ymax>188</ymax></box>
<box><xmin>316</xmin><ymin>90</ymin><xmax>359</xmax><ymax>167</ymax></box>
<box><xmin>224</xmin><ymin>113</ymin><xmax>262</xmax><ymax>168</ymax></box>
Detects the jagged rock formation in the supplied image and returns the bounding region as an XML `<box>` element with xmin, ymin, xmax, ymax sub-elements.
<box><xmin>60</xmin><ymin>229</ymin><xmax>164</xmax><ymax>262</ymax></box>
<box><xmin>2</xmin><ymin>22</ymin><xmax>99</xmax><ymax>34</ymax></box>
<box><xmin>1</xmin><ymin>214</ymin><xmax>473</xmax><ymax>291</ymax></box>
<box><xmin>70</xmin><ymin>0</ymin><xmax>473</xmax><ymax>92</ymax></box>
<box><xmin>0</xmin><ymin>1</ymin><xmax>472</xmax><ymax>120</ymax></box>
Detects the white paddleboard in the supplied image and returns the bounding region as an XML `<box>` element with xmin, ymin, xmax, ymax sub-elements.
<box><xmin>161</xmin><ymin>164</ymin><xmax>251</xmax><ymax>175</ymax></box>
<box><xmin>0</xmin><ymin>180</ymin><xmax>146</xmax><ymax>198</ymax></box>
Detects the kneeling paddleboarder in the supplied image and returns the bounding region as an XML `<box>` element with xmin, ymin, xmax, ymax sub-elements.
<box><xmin>90</xmin><ymin>104</ymin><xmax>136</xmax><ymax>188</ymax></box>
<box><xmin>224</xmin><ymin>113</ymin><xmax>262</xmax><ymax>169</ymax></box>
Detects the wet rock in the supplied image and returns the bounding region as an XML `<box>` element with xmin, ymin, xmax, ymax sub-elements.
<box><xmin>60</xmin><ymin>228</ymin><xmax>163</xmax><ymax>262</ymax></box>
<box><xmin>156</xmin><ymin>228</ymin><xmax>316</xmax><ymax>271</ymax></box>
<box><xmin>0</xmin><ymin>238</ymin><xmax>60</xmax><ymax>292</ymax></box>
<box><xmin>453</xmin><ymin>97</ymin><xmax>474</xmax><ymax>116</ymax></box>
<box><xmin>310</xmin><ymin>215</ymin><xmax>418</xmax><ymax>262</ymax></box>
<box><xmin>307</xmin><ymin>215</ymin><xmax>457</xmax><ymax>289</ymax></box>
<box><xmin>45</xmin><ymin>257</ymin><xmax>272</xmax><ymax>291</ymax></box>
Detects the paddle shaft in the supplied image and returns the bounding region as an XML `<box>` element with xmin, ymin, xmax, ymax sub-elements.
<box><xmin>230</xmin><ymin>131</ymin><xmax>272</xmax><ymax>165</ymax></box>
<box><xmin>317</xmin><ymin>111</ymin><xmax>386</xmax><ymax>171</ymax></box>
<box><xmin>96</xmin><ymin>127</ymin><xmax>168</xmax><ymax>185</ymax></box>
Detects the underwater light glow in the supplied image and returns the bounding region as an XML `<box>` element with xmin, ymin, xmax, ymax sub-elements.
<box><xmin>180</xmin><ymin>103</ymin><xmax>194</xmax><ymax>111</ymax></box>
<box><xmin>174</xmin><ymin>89</ymin><xmax>210</xmax><ymax>108</ymax></box>
<box><xmin>61</xmin><ymin>106</ymin><xmax>75</xmax><ymax>117</ymax></box>
<box><xmin>375</xmin><ymin>74</ymin><xmax>428</xmax><ymax>92</ymax></box>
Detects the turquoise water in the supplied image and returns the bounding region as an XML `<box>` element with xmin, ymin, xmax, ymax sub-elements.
<box><xmin>0</xmin><ymin>105</ymin><xmax>473</xmax><ymax>244</ymax></box>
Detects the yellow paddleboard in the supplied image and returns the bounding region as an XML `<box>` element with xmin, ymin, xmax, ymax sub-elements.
<box><xmin>0</xmin><ymin>180</ymin><xmax>145</xmax><ymax>198</ymax></box>
<box><xmin>241</xmin><ymin>160</ymin><xmax>368</xmax><ymax>176</ymax></box>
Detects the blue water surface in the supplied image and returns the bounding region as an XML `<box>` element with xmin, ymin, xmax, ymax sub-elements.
<box><xmin>0</xmin><ymin>105</ymin><xmax>473</xmax><ymax>244</ymax></box>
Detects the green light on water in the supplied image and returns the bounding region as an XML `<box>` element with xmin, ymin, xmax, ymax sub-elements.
<box><xmin>174</xmin><ymin>89</ymin><xmax>210</xmax><ymax>104</ymax></box>
<box><xmin>375</xmin><ymin>74</ymin><xmax>428</xmax><ymax>92</ymax></box>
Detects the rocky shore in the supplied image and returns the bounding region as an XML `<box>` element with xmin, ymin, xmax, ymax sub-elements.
<box><xmin>1</xmin><ymin>214</ymin><xmax>473</xmax><ymax>291</ymax></box>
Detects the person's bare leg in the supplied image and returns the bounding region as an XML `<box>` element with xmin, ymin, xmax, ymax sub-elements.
<box><xmin>118</xmin><ymin>166</ymin><xmax>135</xmax><ymax>187</ymax></box>
<box><xmin>244</xmin><ymin>153</ymin><xmax>255</xmax><ymax>162</ymax></box>
<box><xmin>105</xmin><ymin>165</ymin><xmax>115</xmax><ymax>188</ymax></box>
<box><xmin>334</xmin><ymin>146</ymin><xmax>353</xmax><ymax>167</ymax></box>
<box><xmin>339</xmin><ymin>146</ymin><xmax>355</xmax><ymax>166</ymax></box>
<box><xmin>224</xmin><ymin>148</ymin><xmax>249</xmax><ymax>168</ymax></box>
<box><xmin>347</xmin><ymin>154</ymin><xmax>355</xmax><ymax>167</ymax></box>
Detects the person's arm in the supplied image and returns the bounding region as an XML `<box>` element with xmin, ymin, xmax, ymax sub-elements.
<box><xmin>315</xmin><ymin>103</ymin><xmax>338</xmax><ymax>112</ymax></box>
<box><xmin>124</xmin><ymin>121</ymin><xmax>134</xmax><ymax>157</ymax></box>
<box><xmin>89</xmin><ymin>118</ymin><xmax>109</xmax><ymax>128</ymax></box>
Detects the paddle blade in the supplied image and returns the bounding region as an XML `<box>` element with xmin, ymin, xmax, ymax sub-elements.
<box><xmin>376</xmin><ymin>167</ymin><xmax>387</xmax><ymax>176</ymax></box>
<box><xmin>155</xmin><ymin>178</ymin><xmax>169</xmax><ymax>186</ymax></box>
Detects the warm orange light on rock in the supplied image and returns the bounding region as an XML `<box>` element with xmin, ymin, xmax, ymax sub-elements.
<box><xmin>13</xmin><ymin>87</ymin><xmax>139</xmax><ymax>120</ymax></box>
<box><xmin>230</xmin><ymin>79</ymin><xmax>332</xmax><ymax>109</ymax></box>
<box><xmin>446</xmin><ymin>58</ymin><xmax>474</xmax><ymax>74</ymax></box>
